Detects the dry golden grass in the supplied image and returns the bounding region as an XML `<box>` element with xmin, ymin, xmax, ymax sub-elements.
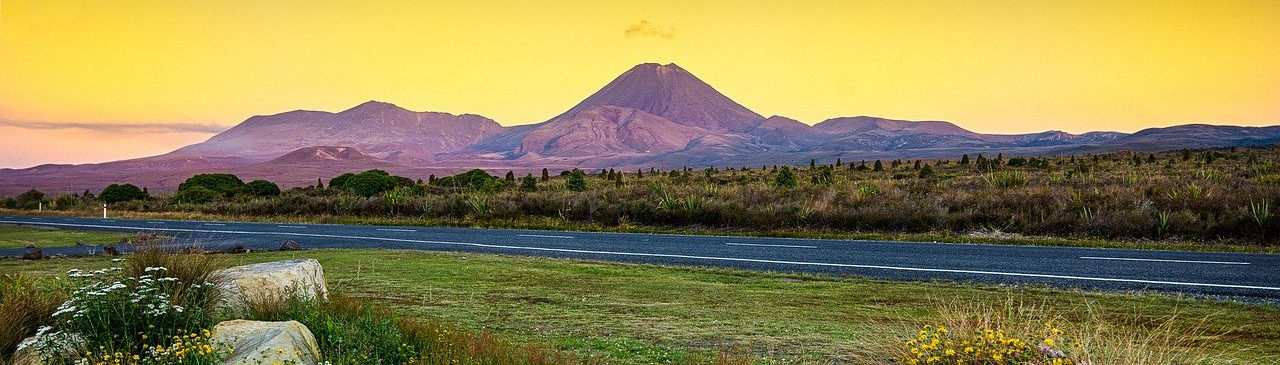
<box><xmin>0</xmin><ymin>274</ymin><xmax>62</xmax><ymax>363</ymax></box>
<box><xmin>886</xmin><ymin>295</ymin><xmax>1262</xmax><ymax>365</ymax></box>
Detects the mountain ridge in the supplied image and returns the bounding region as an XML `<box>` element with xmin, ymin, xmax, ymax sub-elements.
<box><xmin>3</xmin><ymin>62</ymin><xmax>1279</xmax><ymax>194</ymax></box>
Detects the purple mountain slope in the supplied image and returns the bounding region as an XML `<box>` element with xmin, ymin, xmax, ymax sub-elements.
<box><xmin>3</xmin><ymin>63</ymin><xmax>1278</xmax><ymax>194</ymax></box>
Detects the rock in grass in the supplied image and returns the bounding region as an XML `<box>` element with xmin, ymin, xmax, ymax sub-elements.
<box><xmin>211</xmin><ymin>320</ymin><xmax>321</xmax><ymax>365</ymax></box>
<box><xmin>279</xmin><ymin>240</ymin><xmax>302</xmax><ymax>251</ymax></box>
<box><xmin>21</xmin><ymin>243</ymin><xmax>42</xmax><ymax>260</ymax></box>
<box><xmin>215</xmin><ymin>259</ymin><xmax>328</xmax><ymax>309</ymax></box>
<box><xmin>223</xmin><ymin>243</ymin><xmax>250</xmax><ymax>254</ymax></box>
<box><xmin>102</xmin><ymin>244</ymin><xmax>118</xmax><ymax>256</ymax></box>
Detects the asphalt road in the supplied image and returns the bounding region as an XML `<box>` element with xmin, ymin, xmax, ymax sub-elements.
<box><xmin>2</xmin><ymin>215</ymin><xmax>1279</xmax><ymax>299</ymax></box>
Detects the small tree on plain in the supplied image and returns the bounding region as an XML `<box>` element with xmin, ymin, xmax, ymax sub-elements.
<box><xmin>774</xmin><ymin>166</ymin><xmax>798</xmax><ymax>188</ymax></box>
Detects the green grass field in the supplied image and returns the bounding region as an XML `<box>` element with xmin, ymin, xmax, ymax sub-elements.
<box><xmin>0</xmin><ymin>223</ymin><xmax>123</xmax><ymax>249</ymax></box>
<box><xmin>5</xmin><ymin>245</ymin><xmax>1279</xmax><ymax>364</ymax></box>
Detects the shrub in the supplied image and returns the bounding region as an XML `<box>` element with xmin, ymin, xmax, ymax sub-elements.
<box><xmin>172</xmin><ymin>186</ymin><xmax>220</xmax><ymax>204</ymax></box>
<box><xmin>900</xmin><ymin>325</ymin><xmax>1073</xmax><ymax>364</ymax></box>
<box><xmin>774</xmin><ymin>166</ymin><xmax>798</xmax><ymax>188</ymax></box>
<box><xmin>100</xmin><ymin>183</ymin><xmax>147</xmax><ymax>204</ymax></box>
<box><xmin>520</xmin><ymin>174</ymin><xmax>538</xmax><ymax>192</ymax></box>
<box><xmin>566</xmin><ymin>169</ymin><xmax>588</xmax><ymax>192</ymax></box>
<box><xmin>241</xmin><ymin>180</ymin><xmax>281</xmax><ymax>197</ymax></box>
<box><xmin>987</xmin><ymin>171</ymin><xmax>1027</xmax><ymax>188</ymax></box>
<box><xmin>434</xmin><ymin>169</ymin><xmax>505</xmax><ymax>194</ymax></box>
<box><xmin>333</xmin><ymin>170</ymin><xmax>413</xmax><ymax>197</ymax></box>
<box><xmin>893</xmin><ymin>297</ymin><xmax>1221</xmax><ymax>365</ymax></box>
<box><xmin>28</xmin><ymin>252</ymin><xmax>225</xmax><ymax>365</ymax></box>
<box><xmin>178</xmin><ymin>173</ymin><xmax>244</xmax><ymax>197</ymax></box>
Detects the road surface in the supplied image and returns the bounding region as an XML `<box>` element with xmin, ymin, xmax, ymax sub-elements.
<box><xmin>2</xmin><ymin>215</ymin><xmax>1278</xmax><ymax>298</ymax></box>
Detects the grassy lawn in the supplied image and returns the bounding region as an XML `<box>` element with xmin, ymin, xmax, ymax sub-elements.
<box><xmin>0</xmin><ymin>223</ymin><xmax>124</xmax><ymax>249</ymax></box>
<box><xmin>5</xmin><ymin>248</ymin><xmax>1279</xmax><ymax>364</ymax></box>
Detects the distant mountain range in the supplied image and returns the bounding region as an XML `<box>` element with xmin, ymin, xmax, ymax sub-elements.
<box><xmin>3</xmin><ymin>62</ymin><xmax>1279</xmax><ymax>194</ymax></box>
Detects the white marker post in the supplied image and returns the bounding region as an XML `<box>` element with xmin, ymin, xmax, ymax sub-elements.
<box><xmin>102</xmin><ymin>204</ymin><xmax>107</xmax><ymax>219</ymax></box>
<box><xmin>38</xmin><ymin>202</ymin><xmax>42</xmax><ymax>211</ymax></box>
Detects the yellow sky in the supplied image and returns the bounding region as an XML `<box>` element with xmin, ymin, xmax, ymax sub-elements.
<box><xmin>1</xmin><ymin>0</ymin><xmax>1278</xmax><ymax>167</ymax></box>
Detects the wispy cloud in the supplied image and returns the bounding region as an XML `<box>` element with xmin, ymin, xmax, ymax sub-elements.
<box><xmin>624</xmin><ymin>20</ymin><xmax>675</xmax><ymax>40</ymax></box>
<box><xmin>0</xmin><ymin>120</ymin><xmax>227</xmax><ymax>134</ymax></box>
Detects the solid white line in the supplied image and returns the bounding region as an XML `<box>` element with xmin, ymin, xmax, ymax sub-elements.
<box><xmin>1080</xmin><ymin>256</ymin><xmax>1249</xmax><ymax>265</ymax></box>
<box><xmin>277</xmin><ymin>225</ymin><xmax>306</xmax><ymax>229</ymax></box>
<box><xmin>203</xmin><ymin>223</ymin><xmax>225</xmax><ymax>226</ymax></box>
<box><xmin>517</xmin><ymin>234</ymin><xmax>574</xmax><ymax>239</ymax></box>
<box><xmin>377</xmin><ymin>228</ymin><xmax>416</xmax><ymax>232</ymax></box>
<box><xmin>3</xmin><ymin>219</ymin><xmax>1278</xmax><ymax>292</ymax></box>
<box><xmin>726</xmin><ymin>242</ymin><xmax>817</xmax><ymax>249</ymax></box>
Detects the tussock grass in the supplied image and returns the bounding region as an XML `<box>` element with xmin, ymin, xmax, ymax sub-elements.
<box><xmin>0</xmin><ymin>274</ymin><xmax>62</xmax><ymax>363</ymax></box>
<box><xmin>888</xmin><ymin>296</ymin><xmax>1252</xmax><ymax>364</ymax></box>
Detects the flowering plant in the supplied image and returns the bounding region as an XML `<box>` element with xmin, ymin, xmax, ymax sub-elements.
<box><xmin>901</xmin><ymin>324</ymin><xmax>1077</xmax><ymax>365</ymax></box>
<box><xmin>29</xmin><ymin>259</ymin><xmax>224</xmax><ymax>365</ymax></box>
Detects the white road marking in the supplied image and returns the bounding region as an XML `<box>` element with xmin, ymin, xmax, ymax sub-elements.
<box><xmin>101</xmin><ymin>220</ymin><xmax>114</xmax><ymax>222</ymax></box>
<box><xmin>31</xmin><ymin>217</ymin><xmax>41</xmax><ymax>220</ymax></box>
<box><xmin>203</xmin><ymin>223</ymin><xmax>225</xmax><ymax>226</ymax></box>
<box><xmin>377</xmin><ymin>228</ymin><xmax>416</xmax><ymax>232</ymax></box>
<box><xmin>147</xmin><ymin>222</ymin><xmax>165</xmax><ymax>224</ymax></box>
<box><xmin>517</xmin><ymin>234</ymin><xmax>574</xmax><ymax>239</ymax></box>
<box><xmin>277</xmin><ymin>225</ymin><xmax>306</xmax><ymax>229</ymax></box>
<box><xmin>1080</xmin><ymin>256</ymin><xmax>1250</xmax><ymax>265</ymax></box>
<box><xmin>726</xmin><ymin>242</ymin><xmax>816</xmax><ymax>249</ymax></box>
<box><xmin>3</xmin><ymin>219</ymin><xmax>1277</xmax><ymax>292</ymax></box>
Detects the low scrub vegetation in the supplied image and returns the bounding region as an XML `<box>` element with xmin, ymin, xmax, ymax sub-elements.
<box><xmin>6</xmin><ymin>146</ymin><xmax>1280</xmax><ymax>246</ymax></box>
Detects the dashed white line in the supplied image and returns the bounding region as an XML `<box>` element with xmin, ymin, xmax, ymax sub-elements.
<box><xmin>203</xmin><ymin>223</ymin><xmax>225</xmax><ymax>226</ymax></box>
<box><xmin>377</xmin><ymin>228</ymin><xmax>416</xmax><ymax>232</ymax></box>
<box><xmin>1080</xmin><ymin>256</ymin><xmax>1250</xmax><ymax>265</ymax></box>
<box><xmin>726</xmin><ymin>242</ymin><xmax>817</xmax><ymax>249</ymax></box>
<box><xmin>147</xmin><ymin>222</ymin><xmax>165</xmax><ymax>224</ymax></box>
<box><xmin>277</xmin><ymin>225</ymin><xmax>306</xmax><ymax>229</ymax></box>
<box><xmin>517</xmin><ymin>234</ymin><xmax>574</xmax><ymax>239</ymax></box>
<box><xmin>2</xmin><ymin>219</ymin><xmax>1277</xmax><ymax>292</ymax></box>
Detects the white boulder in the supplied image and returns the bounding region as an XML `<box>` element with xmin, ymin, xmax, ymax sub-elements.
<box><xmin>215</xmin><ymin>259</ymin><xmax>327</xmax><ymax>308</ymax></box>
<box><xmin>211</xmin><ymin>320</ymin><xmax>321</xmax><ymax>365</ymax></box>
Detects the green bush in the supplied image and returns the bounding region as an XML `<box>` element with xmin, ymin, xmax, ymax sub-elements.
<box><xmin>434</xmin><ymin>169</ymin><xmax>505</xmax><ymax>193</ymax></box>
<box><xmin>520</xmin><ymin>173</ymin><xmax>538</xmax><ymax>192</ymax></box>
<box><xmin>566</xmin><ymin>169</ymin><xmax>588</xmax><ymax>192</ymax></box>
<box><xmin>172</xmin><ymin>186</ymin><xmax>221</xmax><ymax>204</ymax></box>
<box><xmin>100</xmin><ymin>183</ymin><xmax>147</xmax><ymax>204</ymax></box>
<box><xmin>774</xmin><ymin>166</ymin><xmax>798</xmax><ymax>188</ymax></box>
<box><xmin>242</xmin><ymin>180</ymin><xmax>281</xmax><ymax>197</ymax></box>
<box><xmin>23</xmin><ymin>252</ymin><xmax>226</xmax><ymax>365</ymax></box>
<box><xmin>178</xmin><ymin>173</ymin><xmax>244</xmax><ymax>197</ymax></box>
<box><xmin>330</xmin><ymin>170</ymin><xmax>413</xmax><ymax>198</ymax></box>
